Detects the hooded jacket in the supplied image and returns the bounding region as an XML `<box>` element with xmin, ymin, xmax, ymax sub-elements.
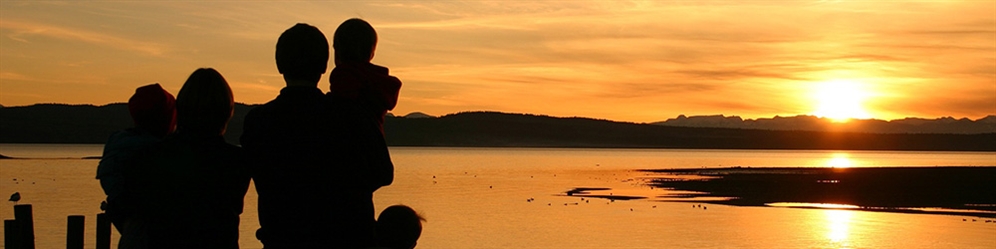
<box><xmin>328</xmin><ymin>61</ymin><xmax>402</xmax><ymax>133</ymax></box>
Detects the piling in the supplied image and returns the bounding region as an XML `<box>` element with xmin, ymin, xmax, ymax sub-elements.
<box><xmin>14</xmin><ymin>204</ymin><xmax>35</xmax><ymax>249</ymax></box>
<box><xmin>67</xmin><ymin>215</ymin><xmax>85</xmax><ymax>249</ymax></box>
<box><xmin>96</xmin><ymin>213</ymin><xmax>111</xmax><ymax>249</ymax></box>
<box><xmin>4</xmin><ymin>219</ymin><xmax>18</xmax><ymax>249</ymax></box>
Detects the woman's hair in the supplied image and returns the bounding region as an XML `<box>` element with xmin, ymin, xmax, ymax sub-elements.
<box><xmin>175</xmin><ymin>68</ymin><xmax>234</xmax><ymax>136</ymax></box>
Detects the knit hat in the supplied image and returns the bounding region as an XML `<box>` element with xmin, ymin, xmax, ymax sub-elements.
<box><xmin>128</xmin><ymin>83</ymin><xmax>177</xmax><ymax>138</ymax></box>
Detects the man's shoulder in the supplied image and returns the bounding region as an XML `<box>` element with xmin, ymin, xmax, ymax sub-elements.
<box><xmin>245</xmin><ymin>99</ymin><xmax>280</xmax><ymax>116</ymax></box>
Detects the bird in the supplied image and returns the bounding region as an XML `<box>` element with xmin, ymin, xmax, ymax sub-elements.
<box><xmin>9</xmin><ymin>192</ymin><xmax>21</xmax><ymax>204</ymax></box>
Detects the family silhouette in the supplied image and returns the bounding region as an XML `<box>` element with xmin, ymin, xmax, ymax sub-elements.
<box><xmin>97</xmin><ymin>19</ymin><xmax>419</xmax><ymax>249</ymax></box>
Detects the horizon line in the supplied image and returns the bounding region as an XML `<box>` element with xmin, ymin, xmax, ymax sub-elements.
<box><xmin>3</xmin><ymin>102</ymin><xmax>995</xmax><ymax>124</ymax></box>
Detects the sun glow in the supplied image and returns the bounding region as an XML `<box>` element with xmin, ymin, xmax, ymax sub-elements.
<box><xmin>812</xmin><ymin>80</ymin><xmax>873</xmax><ymax>122</ymax></box>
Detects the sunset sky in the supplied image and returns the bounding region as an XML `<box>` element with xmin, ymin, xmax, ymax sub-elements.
<box><xmin>1</xmin><ymin>1</ymin><xmax>993</xmax><ymax>122</ymax></box>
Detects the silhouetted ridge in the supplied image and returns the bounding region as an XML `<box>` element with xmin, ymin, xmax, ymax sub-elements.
<box><xmin>2</xmin><ymin>105</ymin><xmax>994</xmax><ymax>151</ymax></box>
<box><xmin>653</xmin><ymin>114</ymin><xmax>996</xmax><ymax>134</ymax></box>
<box><xmin>383</xmin><ymin>111</ymin><xmax>996</xmax><ymax>151</ymax></box>
<box><xmin>0</xmin><ymin>103</ymin><xmax>257</xmax><ymax>144</ymax></box>
<box><xmin>401</xmin><ymin>112</ymin><xmax>435</xmax><ymax>119</ymax></box>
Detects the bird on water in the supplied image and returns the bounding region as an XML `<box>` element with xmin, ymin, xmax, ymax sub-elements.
<box><xmin>9</xmin><ymin>192</ymin><xmax>21</xmax><ymax>205</ymax></box>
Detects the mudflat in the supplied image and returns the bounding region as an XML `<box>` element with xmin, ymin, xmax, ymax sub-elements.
<box><xmin>642</xmin><ymin>166</ymin><xmax>996</xmax><ymax>217</ymax></box>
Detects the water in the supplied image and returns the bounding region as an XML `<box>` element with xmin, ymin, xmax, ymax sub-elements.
<box><xmin>1</xmin><ymin>145</ymin><xmax>994</xmax><ymax>248</ymax></box>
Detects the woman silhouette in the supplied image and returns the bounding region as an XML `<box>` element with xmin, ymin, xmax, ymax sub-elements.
<box><xmin>121</xmin><ymin>68</ymin><xmax>250</xmax><ymax>249</ymax></box>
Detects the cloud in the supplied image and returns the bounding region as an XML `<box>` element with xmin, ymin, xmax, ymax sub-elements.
<box><xmin>0</xmin><ymin>19</ymin><xmax>169</xmax><ymax>56</ymax></box>
<box><xmin>0</xmin><ymin>72</ymin><xmax>40</xmax><ymax>82</ymax></box>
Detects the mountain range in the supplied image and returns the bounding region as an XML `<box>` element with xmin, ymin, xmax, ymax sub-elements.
<box><xmin>653</xmin><ymin>114</ymin><xmax>996</xmax><ymax>134</ymax></box>
<box><xmin>1</xmin><ymin>103</ymin><xmax>994</xmax><ymax>151</ymax></box>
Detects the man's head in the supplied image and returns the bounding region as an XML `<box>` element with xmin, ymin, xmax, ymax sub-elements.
<box><xmin>128</xmin><ymin>83</ymin><xmax>176</xmax><ymax>138</ymax></box>
<box><xmin>376</xmin><ymin>205</ymin><xmax>424</xmax><ymax>249</ymax></box>
<box><xmin>333</xmin><ymin>18</ymin><xmax>378</xmax><ymax>64</ymax></box>
<box><xmin>276</xmin><ymin>23</ymin><xmax>329</xmax><ymax>84</ymax></box>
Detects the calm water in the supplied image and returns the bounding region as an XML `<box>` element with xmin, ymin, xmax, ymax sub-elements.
<box><xmin>1</xmin><ymin>144</ymin><xmax>994</xmax><ymax>248</ymax></box>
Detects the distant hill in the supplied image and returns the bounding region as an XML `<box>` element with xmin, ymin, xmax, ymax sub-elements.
<box><xmin>384</xmin><ymin>112</ymin><xmax>995</xmax><ymax>151</ymax></box>
<box><xmin>0</xmin><ymin>103</ymin><xmax>255</xmax><ymax>144</ymax></box>
<box><xmin>1</xmin><ymin>104</ymin><xmax>994</xmax><ymax>151</ymax></box>
<box><xmin>653</xmin><ymin>114</ymin><xmax>996</xmax><ymax>134</ymax></box>
<box><xmin>400</xmin><ymin>112</ymin><xmax>435</xmax><ymax>119</ymax></box>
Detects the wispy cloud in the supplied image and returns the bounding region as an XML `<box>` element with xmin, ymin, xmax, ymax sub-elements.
<box><xmin>0</xmin><ymin>19</ymin><xmax>169</xmax><ymax>56</ymax></box>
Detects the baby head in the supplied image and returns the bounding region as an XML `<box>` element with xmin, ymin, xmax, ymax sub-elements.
<box><xmin>333</xmin><ymin>18</ymin><xmax>378</xmax><ymax>64</ymax></box>
<box><xmin>377</xmin><ymin>205</ymin><xmax>424</xmax><ymax>249</ymax></box>
<box><xmin>128</xmin><ymin>83</ymin><xmax>176</xmax><ymax>138</ymax></box>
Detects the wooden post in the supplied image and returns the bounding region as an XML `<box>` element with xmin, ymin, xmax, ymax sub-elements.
<box><xmin>66</xmin><ymin>215</ymin><xmax>85</xmax><ymax>249</ymax></box>
<box><xmin>14</xmin><ymin>204</ymin><xmax>35</xmax><ymax>249</ymax></box>
<box><xmin>95</xmin><ymin>213</ymin><xmax>111</xmax><ymax>249</ymax></box>
<box><xmin>4</xmin><ymin>219</ymin><xmax>18</xmax><ymax>249</ymax></box>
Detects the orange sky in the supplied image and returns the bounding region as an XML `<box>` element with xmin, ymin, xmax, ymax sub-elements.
<box><xmin>1</xmin><ymin>1</ymin><xmax>994</xmax><ymax>122</ymax></box>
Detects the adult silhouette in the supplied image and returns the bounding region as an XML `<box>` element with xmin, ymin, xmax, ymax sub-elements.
<box><xmin>241</xmin><ymin>23</ymin><xmax>393</xmax><ymax>248</ymax></box>
<box><xmin>122</xmin><ymin>68</ymin><xmax>250</xmax><ymax>249</ymax></box>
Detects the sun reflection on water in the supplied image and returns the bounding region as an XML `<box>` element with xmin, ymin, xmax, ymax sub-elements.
<box><xmin>825</xmin><ymin>209</ymin><xmax>853</xmax><ymax>246</ymax></box>
<box><xmin>826</xmin><ymin>153</ymin><xmax>853</xmax><ymax>168</ymax></box>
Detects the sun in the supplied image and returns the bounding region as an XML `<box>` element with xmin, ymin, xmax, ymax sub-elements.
<box><xmin>811</xmin><ymin>80</ymin><xmax>873</xmax><ymax>122</ymax></box>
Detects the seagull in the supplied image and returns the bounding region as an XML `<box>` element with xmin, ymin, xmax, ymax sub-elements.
<box><xmin>9</xmin><ymin>192</ymin><xmax>20</xmax><ymax>204</ymax></box>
